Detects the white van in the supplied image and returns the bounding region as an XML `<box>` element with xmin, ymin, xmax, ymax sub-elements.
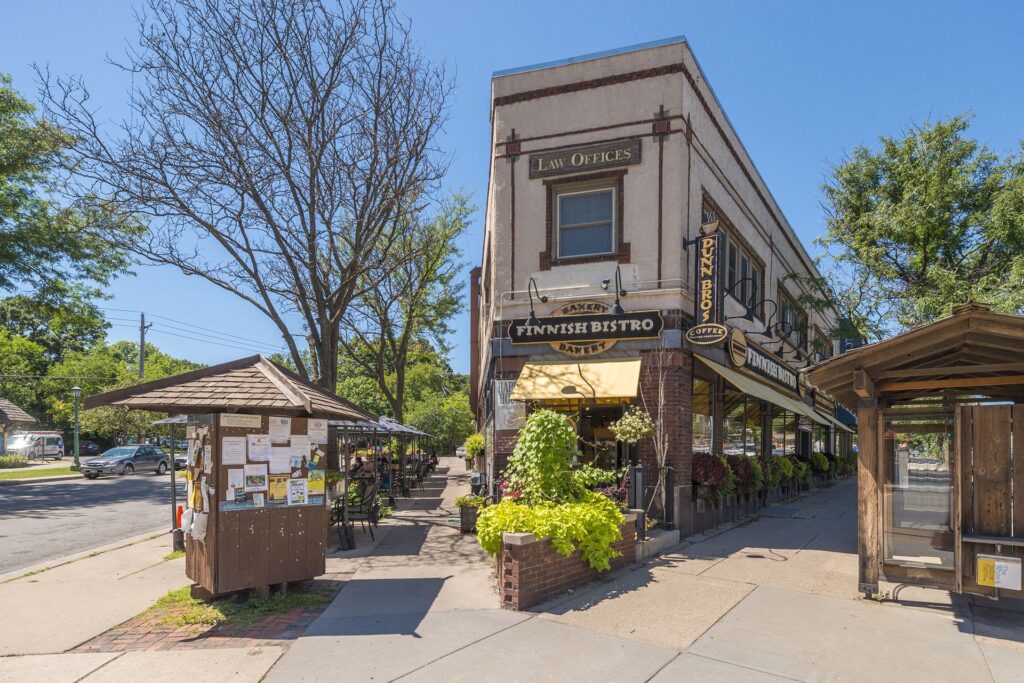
<box><xmin>6</xmin><ymin>432</ymin><xmax>65</xmax><ymax>460</ymax></box>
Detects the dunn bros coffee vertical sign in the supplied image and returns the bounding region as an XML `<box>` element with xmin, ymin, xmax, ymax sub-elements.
<box><xmin>685</xmin><ymin>214</ymin><xmax>726</xmax><ymax>345</ymax></box>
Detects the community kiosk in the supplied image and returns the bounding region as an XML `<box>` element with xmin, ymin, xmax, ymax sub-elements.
<box><xmin>85</xmin><ymin>355</ymin><xmax>372</xmax><ymax>598</ymax></box>
<box><xmin>807</xmin><ymin>303</ymin><xmax>1024</xmax><ymax>600</ymax></box>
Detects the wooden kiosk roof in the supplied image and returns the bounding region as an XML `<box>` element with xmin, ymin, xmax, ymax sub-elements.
<box><xmin>84</xmin><ymin>355</ymin><xmax>373</xmax><ymax>420</ymax></box>
<box><xmin>806</xmin><ymin>303</ymin><xmax>1024</xmax><ymax>407</ymax></box>
<box><xmin>0</xmin><ymin>398</ymin><xmax>36</xmax><ymax>425</ymax></box>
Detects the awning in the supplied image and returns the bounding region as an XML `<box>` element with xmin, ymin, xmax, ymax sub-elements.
<box><xmin>816</xmin><ymin>409</ymin><xmax>854</xmax><ymax>433</ymax></box>
<box><xmin>511</xmin><ymin>358</ymin><xmax>642</xmax><ymax>402</ymax></box>
<box><xmin>697</xmin><ymin>357</ymin><xmax>830</xmax><ymax>427</ymax></box>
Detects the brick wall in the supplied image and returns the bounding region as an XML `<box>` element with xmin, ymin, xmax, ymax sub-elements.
<box><xmin>498</xmin><ymin>515</ymin><xmax>637</xmax><ymax>611</ymax></box>
<box><xmin>635</xmin><ymin>349</ymin><xmax>693</xmax><ymax>519</ymax></box>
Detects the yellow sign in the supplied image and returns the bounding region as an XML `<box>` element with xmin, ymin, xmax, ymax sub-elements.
<box><xmin>977</xmin><ymin>554</ymin><xmax>1022</xmax><ymax>590</ymax></box>
<box><xmin>308</xmin><ymin>470</ymin><xmax>325</xmax><ymax>497</ymax></box>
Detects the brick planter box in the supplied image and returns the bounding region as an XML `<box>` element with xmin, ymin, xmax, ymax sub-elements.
<box><xmin>498</xmin><ymin>512</ymin><xmax>637</xmax><ymax>611</ymax></box>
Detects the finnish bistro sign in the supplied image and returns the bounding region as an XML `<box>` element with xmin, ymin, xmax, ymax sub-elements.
<box><xmin>685</xmin><ymin>214</ymin><xmax>726</xmax><ymax>345</ymax></box>
<box><xmin>529</xmin><ymin>138</ymin><xmax>642</xmax><ymax>179</ymax></box>
<box><xmin>508</xmin><ymin>303</ymin><xmax>663</xmax><ymax>356</ymax></box>
<box><xmin>729</xmin><ymin>328</ymin><xmax>800</xmax><ymax>394</ymax></box>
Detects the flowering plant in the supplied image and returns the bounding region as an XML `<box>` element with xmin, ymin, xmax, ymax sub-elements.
<box><xmin>609</xmin><ymin>406</ymin><xmax>655</xmax><ymax>445</ymax></box>
<box><xmin>692</xmin><ymin>453</ymin><xmax>736</xmax><ymax>500</ymax></box>
<box><xmin>726</xmin><ymin>455</ymin><xmax>764</xmax><ymax>493</ymax></box>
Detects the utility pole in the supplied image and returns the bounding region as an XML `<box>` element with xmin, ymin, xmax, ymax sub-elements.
<box><xmin>139</xmin><ymin>313</ymin><xmax>152</xmax><ymax>379</ymax></box>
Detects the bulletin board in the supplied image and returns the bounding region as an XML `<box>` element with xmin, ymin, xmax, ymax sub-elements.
<box><xmin>183</xmin><ymin>413</ymin><xmax>331</xmax><ymax>597</ymax></box>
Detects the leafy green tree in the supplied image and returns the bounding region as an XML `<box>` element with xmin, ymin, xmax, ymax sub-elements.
<box><xmin>405</xmin><ymin>392</ymin><xmax>475</xmax><ymax>453</ymax></box>
<box><xmin>817</xmin><ymin>115</ymin><xmax>1024</xmax><ymax>339</ymax></box>
<box><xmin>0</xmin><ymin>286</ymin><xmax>108</xmax><ymax>363</ymax></box>
<box><xmin>340</xmin><ymin>195</ymin><xmax>471</xmax><ymax>421</ymax></box>
<box><xmin>0</xmin><ymin>74</ymin><xmax>134</xmax><ymax>303</ymax></box>
<box><xmin>0</xmin><ymin>329</ymin><xmax>45</xmax><ymax>414</ymax></box>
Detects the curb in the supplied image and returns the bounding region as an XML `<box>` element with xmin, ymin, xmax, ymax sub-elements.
<box><xmin>0</xmin><ymin>528</ymin><xmax>168</xmax><ymax>584</ymax></box>
<box><xmin>0</xmin><ymin>474</ymin><xmax>83</xmax><ymax>486</ymax></box>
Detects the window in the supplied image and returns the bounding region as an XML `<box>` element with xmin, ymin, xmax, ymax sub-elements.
<box><xmin>812</xmin><ymin>327</ymin><xmax>834</xmax><ymax>360</ymax></box>
<box><xmin>692</xmin><ymin>377</ymin><xmax>714</xmax><ymax>454</ymax></box>
<box><xmin>557</xmin><ymin>188</ymin><xmax>615</xmax><ymax>258</ymax></box>
<box><xmin>780</xmin><ymin>292</ymin><xmax>808</xmax><ymax>349</ymax></box>
<box><xmin>771</xmin><ymin>406</ymin><xmax>799</xmax><ymax>456</ymax></box>
<box><xmin>722</xmin><ymin>233</ymin><xmax>763</xmax><ymax>316</ymax></box>
<box><xmin>723</xmin><ymin>389</ymin><xmax>764</xmax><ymax>457</ymax></box>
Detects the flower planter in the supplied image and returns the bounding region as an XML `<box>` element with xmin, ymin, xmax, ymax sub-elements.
<box><xmin>459</xmin><ymin>505</ymin><xmax>479</xmax><ymax>533</ymax></box>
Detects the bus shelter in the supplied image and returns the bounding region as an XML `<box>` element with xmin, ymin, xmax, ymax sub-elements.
<box><xmin>807</xmin><ymin>303</ymin><xmax>1024</xmax><ymax>600</ymax></box>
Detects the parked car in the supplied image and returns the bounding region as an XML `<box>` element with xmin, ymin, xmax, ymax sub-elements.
<box><xmin>455</xmin><ymin>446</ymin><xmax>467</xmax><ymax>458</ymax></box>
<box><xmin>80</xmin><ymin>445</ymin><xmax>170</xmax><ymax>479</ymax></box>
<box><xmin>173</xmin><ymin>452</ymin><xmax>187</xmax><ymax>470</ymax></box>
<box><xmin>65</xmin><ymin>440</ymin><xmax>102</xmax><ymax>458</ymax></box>
<box><xmin>5</xmin><ymin>432</ymin><xmax>64</xmax><ymax>460</ymax></box>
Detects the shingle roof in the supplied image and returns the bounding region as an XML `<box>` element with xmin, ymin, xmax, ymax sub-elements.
<box><xmin>0</xmin><ymin>398</ymin><xmax>36</xmax><ymax>425</ymax></box>
<box><xmin>84</xmin><ymin>355</ymin><xmax>373</xmax><ymax>421</ymax></box>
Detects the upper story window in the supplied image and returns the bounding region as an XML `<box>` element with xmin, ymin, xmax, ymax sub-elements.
<box><xmin>722</xmin><ymin>233</ymin><xmax>764</xmax><ymax>317</ymax></box>
<box><xmin>780</xmin><ymin>291</ymin><xmax>808</xmax><ymax>350</ymax></box>
<box><xmin>557</xmin><ymin>187</ymin><xmax>615</xmax><ymax>259</ymax></box>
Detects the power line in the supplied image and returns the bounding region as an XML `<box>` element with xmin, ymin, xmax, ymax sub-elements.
<box><xmin>147</xmin><ymin>328</ymin><xmax>281</xmax><ymax>355</ymax></box>
<box><xmin>98</xmin><ymin>306</ymin><xmax>285</xmax><ymax>348</ymax></box>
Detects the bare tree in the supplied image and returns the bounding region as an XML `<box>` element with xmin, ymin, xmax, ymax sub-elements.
<box><xmin>637</xmin><ymin>345</ymin><xmax>676</xmax><ymax>524</ymax></box>
<box><xmin>339</xmin><ymin>194</ymin><xmax>470</xmax><ymax>420</ymax></box>
<box><xmin>38</xmin><ymin>0</ymin><xmax>450</xmax><ymax>390</ymax></box>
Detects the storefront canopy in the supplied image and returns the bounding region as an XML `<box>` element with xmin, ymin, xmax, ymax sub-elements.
<box><xmin>697</xmin><ymin>357</ymin><xmax>829</xmax><ymax>427</ymax></box>
<box><xmin>510</xmin><ymin>358</ymin><xmax>642</xmax><ymax>402</ymax></box>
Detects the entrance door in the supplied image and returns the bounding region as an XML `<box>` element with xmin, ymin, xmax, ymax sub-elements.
<box><xmin>956</xmin><ymin>405</ymin><xmax>1024</xmax><ymax>598</ymax></box>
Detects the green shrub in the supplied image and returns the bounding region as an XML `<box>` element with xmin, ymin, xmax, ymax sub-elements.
<box><xmin>772</xmin><ymin>454</ymin><xmax>794</xmax><ymax>482</ymax></box>
<box><xmin>464</xmin><ymin>433</ymin><xmax>485</xmax><ymax>461</ymax></box>
<box><xmin>790</xmin><ymin>457</ymin><xmax>810</xmax><ymax>484</ymax></box>
<box><xmin>503</xmin><ymin>410</ymin><xmax>578</xmax><ymax>504</ymax></box>
<box><xmin>476</xmin><ymin>490</ymin><xmax>625</xmax><ymax>571</ymax></box>
<box><xmin>0</xmin><ymin>454</ymin><xmax>30</xmax><ymax>469</ymax></box>
<box><xmin>455</xmin><ymin>494</ymin><xmax>489</xmax><ymax>509</ymax></box>
<box><xmin>570</xmin><ymin>464</ymin><xmax>624</xmax><ymax>489</ymax></box>
<box><xmin>725</xmin><ymin>455</ymin><xmax>763</xmax><ymax>493</ymax></box>
<box><xmin>810</xmin><ymin>452</ymin><xmax>830</xmax><ymax>474</ymax></box>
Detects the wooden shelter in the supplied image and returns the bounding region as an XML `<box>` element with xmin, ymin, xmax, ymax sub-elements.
<box><xmin>86</xmin><ymin>355</ymin><xmax>372</xmax><ymax>597</ymax></box>
<box><xmin>0</xmin><ymin>398</ymin><xmax>36</xmax><ymax>452</ymax></box>
<box><xmin>807</xmin><ymin>303</ymin><xmax>1024</xmax><ymax>599</ymax></box>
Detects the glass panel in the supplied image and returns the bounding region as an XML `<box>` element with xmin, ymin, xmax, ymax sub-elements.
<box><xmin>559</xmin><ymin>190</ymin><xmax>612</xmax><ymax>226</ymax></box>
<box><xmin>882</xmin><ymin>416</ymin><xmax>954</xmax><ymax>569</ymax></box>
<box><xmin>692</xmin><ymin>377</ymin><xmax>714</xmax><ymax>455</ymax></box>
<box><xmin>746</xmin><ymin>399</ymin><xmax>764</xmax><ymax>457</ymax></box>
<box><xmin>723</xmin><ymin>389</ymin><xmax>747</xmax><ymax>456</ymax></box>
<box><xmin>559</xmin><ymin>224</ymin><xmax>613</xmax><ymax>257</ymax></box>
<box><xmin>771</xmin><ymin>406</ymin><xmax>788</xmax><ymax>456</ymax></box>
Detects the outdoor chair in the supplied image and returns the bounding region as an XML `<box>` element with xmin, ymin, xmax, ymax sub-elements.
<box><xmin>345</xmin><ymin>479</ymin><xmax>380</xmax><ymax>540</ymax></box>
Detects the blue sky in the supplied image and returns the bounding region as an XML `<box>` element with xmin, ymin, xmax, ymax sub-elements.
<box><xmin>3</xmin><ymin>0</ymin><xmax>1023</xmax><ymax>374</ymax></box>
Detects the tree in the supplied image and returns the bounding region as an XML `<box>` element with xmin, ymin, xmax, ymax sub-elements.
<box><xmin>0</xmin><ymin>286</ymin><xmax>108</xmax><ymax>363</ymax></box>
<box><xmin>339</xmin><ymin>195</ymin><xmax>470</xmax><ymax>420</ymax></box>
<box><xmin>40</xmin><ymin>0</ymin><xmax>451</xmax><ymax>391</ymax></box>
<box><xmin>0</xmin><ymin>329</ymin><xmax>45</xmax><ymax>414</ymax></box>
<box><xmin>817</xmin><ymin>115</ymin><xmax>1024</xmax><ymax>339</ymax></box>
<box><xmin>0</xmin><ymin>74</ymin><xmax>133</xmax><ymax>303</ymax></box>
<box><xmin>405</xmin><ymin>391</ymin><xmax>474</xmax><ymax>453</ymax></box>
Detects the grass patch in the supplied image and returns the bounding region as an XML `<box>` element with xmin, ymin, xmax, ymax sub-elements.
<box><xmin>163</xmin><ymin>549</ymin><xmax>185</xmax><ymax>561</ymax></box>
<box><xmin>0</xmin><ymin>466</ymin><xmax>77</xmax><ymax>480</ymax></box>
<box><xmin>0</xmin><ymin>455</ymin><xmax>31</xmax><ymax>469</ymax></box>
<box><xmin>144</xmin><ymin>583</ymin><xmax>335</xmax><ymax>628</ymax></box>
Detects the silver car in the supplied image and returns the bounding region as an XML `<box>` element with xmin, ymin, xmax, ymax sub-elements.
<box><xmin>80</xmin><ymin>445</ymin><xmax>170</xmax><ymax>479</ymax></box>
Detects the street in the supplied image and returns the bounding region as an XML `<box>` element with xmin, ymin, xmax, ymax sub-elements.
<box><xmin>0</xmin><ymin>474</ymin><xmax>185</xmax><ymax>575</ymax></box>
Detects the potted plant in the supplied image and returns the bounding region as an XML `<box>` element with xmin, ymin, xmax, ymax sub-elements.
<box><xmin>463</xmin><ymin>433</ymin><xmax>485</xmax><ymax>470</ymax></box>
<box><xmin>692</xmin><ymin>453</ymin><xmax>735</xmax><ymax>505</ymax></box>
<box><xmin>455</xmin><ymin>494</ymin><xmax>489</xmax><ymax>533</ymax></box>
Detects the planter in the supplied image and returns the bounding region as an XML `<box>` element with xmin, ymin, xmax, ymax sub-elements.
<box><xmin>459</xmin><ymin>505</ymin><xmax>479</xmax><ymax>533</ymax></box>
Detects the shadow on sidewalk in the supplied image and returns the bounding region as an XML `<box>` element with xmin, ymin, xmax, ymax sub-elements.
<box><xmin>306</xmin><ymin>577</ymin><xmax>449</xmax><ymax>638</ymax></box>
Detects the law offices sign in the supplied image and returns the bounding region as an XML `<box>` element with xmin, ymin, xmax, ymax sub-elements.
<box><xmin>508</xmin><ymin>300</ymin><xmax>664</xmax><ymax>358</ymax></box>
<box><xmin>529</xmin><ymin>139</ymin><xmax>642</xmax><ymax>179</ymax></box>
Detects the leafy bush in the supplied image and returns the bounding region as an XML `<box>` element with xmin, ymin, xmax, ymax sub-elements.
<box><xmin>571</xmin><ymin>464</ymin><xmax>624</xmax><ymax>489</ymax></box>
<box><xmin>772</xmin><ymin>454</ymin><xmax>794</xmax><ymax>482</ymax></box>
<box><xmin>503</xmin><ymin>410</ymin><xmax>578</xmax><ymax>504</ymax></box>
<box><xmin>476</xmin><ymin>490</ymin><xmax>624</xmax><ymax>571</ymax></box>
<box><xmin>464</xmin><ymin>433</ymin><xmax>485</xmax><ymax>461</ymax></box>
<box><xmin>790</xmin><ymin>457</ymin><xmax>810</xmax><ymax>484</ymax></box>
<box><xmin>758</xmin><ymin>456</ymin><xmax>778</xmax><ymax>488</ymax></box>
<box><xmin>726</xmin><ymin>455</ymin><xmax>764</xmax><ymax>493</ymax></box>
<box><xmin>455</xmin><ymin>494</ymin><xmax>489</xmax><ymax>509</ymax></box>
<box><xmin>609</xmin><ymin>406</ymin><xmax>654</xmax><ymax>444</ymax></box>
<box><xmin>474</xmin><ymin>410</ymin><xmax>626</xmax><ymax>571</ymax></box>
<box><xmin>810</xmin><ymin>451</ymin><xmax>830</xmax><ymax>474</ymax></box>
<box><xmin>0</xmin><ymin>454</ymin><xmax>30</xmax><ymax>469</ymax></box>
<box><xmin>692</xmin><ymin>453</ymin><xmax>736</xmax><ymax>500</ymax></box>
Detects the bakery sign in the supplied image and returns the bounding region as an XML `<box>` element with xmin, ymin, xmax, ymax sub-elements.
<box><xmin>508</xmin><ymin>300</ymin><xmax>663</xmax><ymax>357</ymax></box>
<box><xmin>729</xmin><ymin>328</ymin><xmax>800</xmax><ymax>395</ymax></box>
<box><xmin>529</xmin><ymin>139</ymin><xmax>642</xmax><ymax>179</ymax></box>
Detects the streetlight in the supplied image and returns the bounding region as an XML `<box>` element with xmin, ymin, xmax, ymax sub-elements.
<box><xmin>70</xmin><ymin>386</ymin><xmax>81</xmax><ymax>471</ymax></box>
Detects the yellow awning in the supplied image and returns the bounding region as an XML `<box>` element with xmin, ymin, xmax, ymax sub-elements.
<box><xmin>697</xmin><ymin>357</ymin><xmax>830</xmax><ymax>427</ymax></box>
<box><xmin>511</xmin><ymin>358</ymin><xmax>642</xmax><ymax>401</ymax></box>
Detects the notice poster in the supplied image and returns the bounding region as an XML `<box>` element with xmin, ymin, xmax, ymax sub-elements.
<box><xmin>220</xmin><ymin>413</ymin><xmax>262</xmax><ymax>429</ymax></box>
<box><xmin>290</xmin><ymin>435</ymin><xmax>310</xmax><ymax>457</ymax></box>
<box><xmin>222</xmin><ymin>437</ymin><xmax>247</xmax><ymax>465</ymax></box>
<box><xmin>252</xmin><ymin>493</ymin><xmax>265</xmax><ymax>507</ymax></box>
<box><xmin>269</xmin><ymin>416</ymin><xmax>292</xmax><ymax>444</ymax></box>
<box><xmin>270</xmin><ymin>448</ymin><xmax>292</xmax><ymax>474</ymax></box>
<box><xmin>226</xmin><ymin>468</ymin><xmax>244</xmax><ymax>501</ymax></box>
<box><xmin>288</xmin><ymin>478</ymin><xmax>308</xmax><ymax>505</ymax></box>
<box><xmin>309</xmin><ymin>444</ymin><xmax>325</xmax><ymax>470</ymax></box>
<box><xmin>244</xmin><ymin>464</ymin><xmax>268</xmax><ymax>492</ymax></box>
<box><xmin>308</xmin><ymin>469</ymin><xmax>325</xmax><ymax>497</ymax></box>
<box><xmin>308</xmin><ymin>419</ymin><xmax>328</xmax><ymax>444</ymax></box>
<box><xmin>268</xmin><ymin>474</ymin><xmax>289</xmax><ymax>504</ymax></box>
<box><xmin>290</xmin><ymin>455</ymin><xmax>304</xmax><ymax>470</ymax></box>
<box><xmin>247</xmin><ymin>434</ymin><xmax>272</xmax><ymax>461</ymax></box>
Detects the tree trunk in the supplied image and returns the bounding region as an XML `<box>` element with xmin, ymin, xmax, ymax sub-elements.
<box><xmin>316</xmin><ymin>324</ymin><xmax>338</xmax><ymax>393</ymax></box>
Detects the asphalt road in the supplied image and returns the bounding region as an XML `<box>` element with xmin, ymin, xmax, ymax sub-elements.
<box><xmin>0</xmin><ymin>472</ymin><xmax>186</xmax><ymax>575</ymax></box>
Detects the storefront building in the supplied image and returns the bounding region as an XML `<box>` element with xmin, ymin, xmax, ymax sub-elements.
<box><xmin>469</xmin><ymin>37</ymin><xmax>847</xmax><ymax>533</ymax></box>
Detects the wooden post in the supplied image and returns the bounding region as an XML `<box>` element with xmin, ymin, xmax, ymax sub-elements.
<box><xmin>857</xmin><ymin>396</ymin><xmax>880</xmax><ymax>597</ymax></box>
